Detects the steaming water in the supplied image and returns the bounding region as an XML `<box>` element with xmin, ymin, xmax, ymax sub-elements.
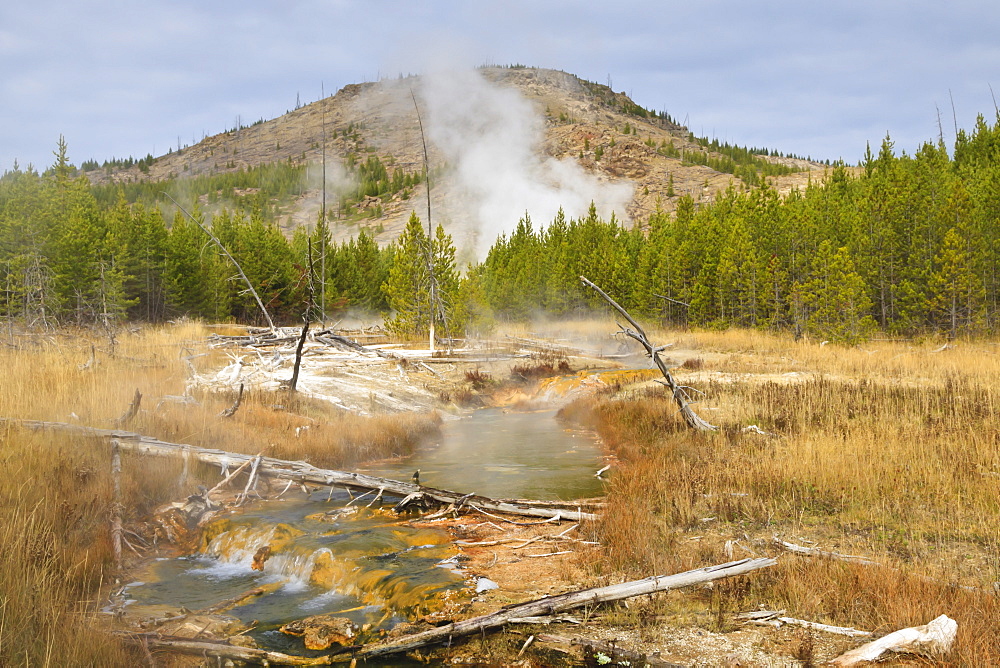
<box><xmin>362</xmin><ymin>407</ymin><xmax>605</xmax><ymax>500</ymax></box>
<box><xmin>123</xmin><ymin>407</ymin><xmax>605</xmax><ymax>655</ymax></box>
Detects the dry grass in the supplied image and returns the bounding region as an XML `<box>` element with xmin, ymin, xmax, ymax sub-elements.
<box><xmin>561</xmin><ymin>330</ymin><xmax>1000</xmax><ymax>664</ymax></box>
<box><xmin>0</xmin><ymin>322</ymin><xmax>440</xmax><ymax>666</ymax></box>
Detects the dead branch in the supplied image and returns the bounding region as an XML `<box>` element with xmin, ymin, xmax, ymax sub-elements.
<box><xmin>206</xmin><ymin>454</ymin><xmax>258</xmax><ymax>498</ymax></box>
<box><xmin>743</xmin><ymin>612</ymin><xmax>872</xmax><ymax>637</ymax></box>
<box><xmin>354</xmin><ymin>557</ymin><xmax>775</xmax><ymax>659</ymax></box>
<box><xmin>775</xmin><ymin>537</ymin><xmax>985</xmax><ymax>594</ymax></box>
<box><xmin>9</xmin><ymin>418</ymin><xmax>597</xmax><ymax>522</ymax></box>
<box><xmin>289</xmin><ymin>319</ymin><xmax>310</xmax><ymax>392</ymax></box>
<box><xmin>773</xmin><ymin>538</ymin><xmax>877</xmax><ymax>565</ymax></box>
<box><xmin>580</xmin><ymin>276</ymin><xmax>717</xmax><ymax>431</ymax></box>
<box><xmin>114</xmin><ymin>388</ymin><xmax>142</xmax><ymax>427</ymax></box>
<box><xmin>289</xmin><ymin>240</ymin><xmax>315</xmax><ymax>393</ymax></box>
<box><xmin>219</xmin><ymin>383</ymin><xmax>244</xmax><ymax>418</ymax></box>
<box><xmin>199</xmin><ymin>582</ymin><xmax>285</xmax><ymax>616</ymax></box>
<box><xmin>163</xmin><ymin>193</ymin><xmax>276</xmax><ymax>333</ymax></box>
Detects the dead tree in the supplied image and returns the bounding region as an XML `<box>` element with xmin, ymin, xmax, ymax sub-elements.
<box><xmin>581</xmin><ymin>276</ymin><xmax>717</xmax><ymax>432</ymax></box>
<box><xmin>288</xmin><ymin>240</ymin><xmax>316</xmax><ymax>393</ymax></box>
<box><xmin>163</xmin><ymin>193</ymin><xmax>276</xmax><ymax>333</ymax></box>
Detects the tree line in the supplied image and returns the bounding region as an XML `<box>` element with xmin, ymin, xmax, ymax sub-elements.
<box><xmin>0</xmin><ymin>138</ymin><xmax>461</xmax><ymax>332</ymax></box>
<box><xmin>3</xmin><ymin>114</ymin><xmax>1000</xmax><ymax>343</ymax></box>
<box><xmin>476</xmin><ymin>113</ymin><xmax>1000</xmax><ymax>342</ymax></box>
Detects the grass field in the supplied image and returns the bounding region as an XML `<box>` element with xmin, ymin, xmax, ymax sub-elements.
<box><xmin>0</xmin><ymin>323</ymin><xmax>440</xmax><ymax>666</ymax></box>
<box><xmin>3</xmin><ymin>321</ymin><xmax>999</xmax><ymax>665</ymax></box>
<box><xmin>561</xmin><ymin>329</ymin><xmax>1000</xmax><ymax>664</ymax></box>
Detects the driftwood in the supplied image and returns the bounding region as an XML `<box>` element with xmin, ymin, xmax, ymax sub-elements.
<box><xmin>116</xmin><ymin>633</ymin><xmax>333</xmax><ymax>666</ymax></box>
<box><xmin>580</xmin><ymin>276</ymin><xmax>717</xmax><ymax>432</ymax></box>
<box><xmin>354</xmin><ymin>557</ymin><xmax>776</xmax><ymax>659</ymax></box>
<box><xmin>9</xmin><ymin>418</ymin><xmax>597</xmax><ymax>522</ymax></box>
<box><xmin>740</xmin><ymin>610</ymin><xmax>871</xmax><ymax>637</ymax></box>
<box><xmin>829</xmin><ymin>614</ymin><xmax>957</xmax><ymax>665</ymax></box>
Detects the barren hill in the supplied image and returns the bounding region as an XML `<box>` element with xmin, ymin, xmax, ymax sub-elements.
<box><xmin>89</xmin><ymin>67</ymin><xmax>829</xmax><ymax>254</ymax></box>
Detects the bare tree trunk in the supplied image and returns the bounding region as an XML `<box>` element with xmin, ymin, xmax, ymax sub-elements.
<box><xmin>110</xmin><ymin>438</ymin><xmax>123</xmax><ymax>572</ymax></box>
<box><xmin>289</xmin><ymin>240</ymin><xmax>315</xmax><ymax>393</ymax></box>
<box><xmin>163</xmin><ymin>193</ymin><xmax>276</xmax><ymax>332</ymax></box>
<box><xmin>581</xmin><ymin>276</ymin><xmax>717</xmax><ymax>431</ymax></box>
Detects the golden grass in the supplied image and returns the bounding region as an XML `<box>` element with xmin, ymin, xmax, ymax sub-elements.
<box><xmin>0</xmin><ymin>322</ymin><xmax>440</xmax><ymax>666</ymax></box>
<box><xmin>562</xmin><ymin>329</ymin><xmax>1000</xmax><ymax>664</ymax></box>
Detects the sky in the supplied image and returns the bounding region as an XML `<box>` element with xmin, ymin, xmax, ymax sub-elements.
<box><xmin>2</xmin><ymin>0</ymin><xmax>999</xmax><ymax>173</ymax></box>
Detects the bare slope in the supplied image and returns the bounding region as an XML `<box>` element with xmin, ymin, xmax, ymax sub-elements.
<box><xmin>90</xmin><ymin>67</ymin><xmax>828</xmax><ymax>249</ymax></box>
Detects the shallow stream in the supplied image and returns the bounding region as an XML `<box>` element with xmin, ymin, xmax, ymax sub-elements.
<box><xmin>123</xmin><ymin>406</ymin><xmax>605</xmax><ymax>653</ymax></box>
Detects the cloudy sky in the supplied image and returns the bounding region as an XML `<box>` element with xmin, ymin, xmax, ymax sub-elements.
<box><xmin>2</xmin><ymin>0</ymin><xmax>998</xmax><ymax>173</ymax></box>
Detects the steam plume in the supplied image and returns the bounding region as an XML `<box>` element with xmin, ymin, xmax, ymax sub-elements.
<box><xmin>417</xmin><ymin>68</ymin><xmax>633</xmax><ymax>258</ymax></box>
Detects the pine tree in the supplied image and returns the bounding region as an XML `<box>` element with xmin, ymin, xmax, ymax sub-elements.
<box><xmin>799</xmin><ymin>240</ymin><xmax>875</xmax><ymax>343</ymax></box>
<box><xmin>383</xmin><ymin>213</ymin><xmax>432</xmax><ymax>335</ymax></box>
<box><xmin>164</xmin><ymin>212</ymin><xmax>213</xmax><ymax>317</ymax></box>
<box><xmin>929</xmin><ymin>225</ymin><xmax>983</xmax><ymax>337</ymax></box>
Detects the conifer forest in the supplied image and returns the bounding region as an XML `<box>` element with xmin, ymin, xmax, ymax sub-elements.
<box><xmin>4</xmin><ymin>115</ymin><xmax>1000</xmax><ymax>343</ymax></box>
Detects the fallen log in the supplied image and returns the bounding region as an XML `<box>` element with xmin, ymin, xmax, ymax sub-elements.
<box><xmin>773</xmin><ymin>538</ymin><xmax>877</xmax><ymax>565</ymax></box>
<box><xmin>115</xmin><ymin>633</ymin><xmax>334</xmax><ymax>666</ymax></box>
<box><xmin>353</xmin><ymin>557</ymin><xmax>776</xmax><ymax>659</ymax></box>
<box><xmin>829</xmin><ymin>614</ymin><xmax>957</xmax><ymax>666</ymax></box>
<box><xmin>8</xmin><ymin>418</ymin><xmax>597</xmax><ymax>522</ymax></box>
<box><xmin>742</xmin><ymin>611</ymin><xmax>872</xmax><ymax>637</ymax></box>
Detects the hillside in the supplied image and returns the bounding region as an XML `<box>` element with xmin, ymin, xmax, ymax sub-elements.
<box><xmin>86</xmin><ymin>66</ymin><xmax>828</xmax><ymax>252</ymax></box>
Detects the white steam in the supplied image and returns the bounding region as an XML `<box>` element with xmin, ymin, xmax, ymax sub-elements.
<box><xmin>417</xmin><ymin>68</ymin><xmax>632</xmax><ymax>258</ymax></box>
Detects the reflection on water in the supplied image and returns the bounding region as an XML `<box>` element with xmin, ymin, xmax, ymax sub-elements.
<box><xmin>364</xmin><ymin>407</ymin><xmax>606</xmax><ymax>500</ymax></box>
<box><xmin>124</xmin><ymin>407</ymin><xmax>604</xmax><ymax>654</ymax></box>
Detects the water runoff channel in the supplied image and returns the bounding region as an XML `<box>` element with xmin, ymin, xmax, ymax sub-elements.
<box><xmin>123</xmin><ymin>405</ymin><xmax>607</xmax><ymax>658</ymax></box>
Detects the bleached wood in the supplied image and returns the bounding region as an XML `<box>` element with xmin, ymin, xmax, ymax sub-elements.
<box><xmin>355</xmin><ymin>557</ymin><xmax>776</xmax><ymax>659</ymax></box>
<box><xmin>747</xmin><ymin>615</ymin><xmax>871</xmax><ymax>637</ymax></box>
<box><xmin>828</xmin><ymin>614</ymin><xmax>957</xmax><ymax>665</ymax></box>
<box><xmin>773</xmin><ymin>538</ymin><xmax>877</xmax><ymax>565</ymax></box>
